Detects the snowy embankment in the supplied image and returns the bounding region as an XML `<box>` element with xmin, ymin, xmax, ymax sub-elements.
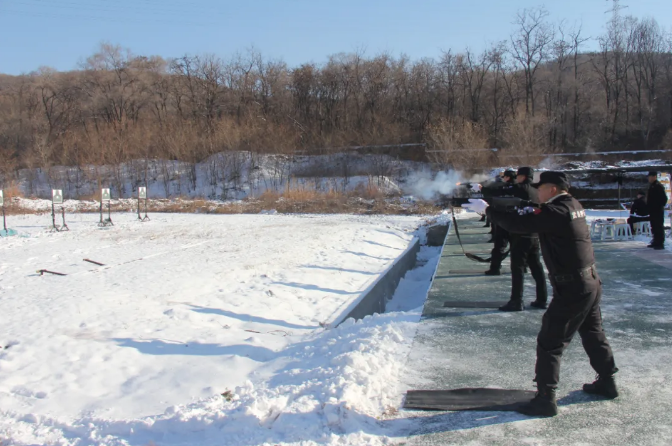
<box><xmin>0</xmin><ymin>212</ymin><xmax>446</xmax><ymax>446</ymax></box>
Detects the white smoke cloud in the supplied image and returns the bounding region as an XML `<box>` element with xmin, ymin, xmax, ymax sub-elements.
<box><xmin>467</xmin><ymin>173</ymin><xmax>492</xmax><ymax>184</ymax></box>
<box><xmin>404</xmin><ymin>170</ymin><xmax>464</xmax><ymax>200</ymax></box>
<box><xmin>403</xmin><ymin>169</ymin><xmax>496</xmax><ymax>200</ymax></box>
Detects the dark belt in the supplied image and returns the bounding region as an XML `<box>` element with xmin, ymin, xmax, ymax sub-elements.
<box><xmin>554</xmin><ymin>265</ymin><xmax>596</xmax><ymax>283</ymax></box>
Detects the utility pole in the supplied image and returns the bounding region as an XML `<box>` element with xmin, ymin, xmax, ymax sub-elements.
<box><xmin>606</xmin><ymin>0</ymin><xmax>627</xmax><ymax>26</ymax></box>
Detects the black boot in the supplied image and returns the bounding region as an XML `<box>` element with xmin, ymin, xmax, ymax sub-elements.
<box><xmin>529</xmin><ymin>300</ymin><xmax>548</xmax><ymax>310</ymax></box>
<box><xmin>499</xmin><ymin>300</ymin><xmax>524</xmax><ymax>312</ymax></box>
<box><xmin>484</xmin><ymin>269</ymin><xmax>501</xmax><ymax>276</ymax></box>
<box><xmin>487</xmin><ymin>237</ymin><xmax>494</xmax><ymax>243</ymax></box>
<box><xmin>480</xmin><ymin>214</ymin><xmax>486</xmax><ymax>222</ymax></box>
<box><xmin>517</xmin><ymin>387</ymin><xmax>558</xmax><ymax>417</ymax></box>
<box><xmin>583</xmin><ymin>374</ymin><xmax>619</xmax><ymax>399</ymax></box>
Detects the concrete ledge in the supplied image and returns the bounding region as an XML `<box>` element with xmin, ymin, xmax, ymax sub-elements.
<box><xmin>330</xmin><ymin>236</ymin><xmax>421</xmax><ymax>327</ymax></box>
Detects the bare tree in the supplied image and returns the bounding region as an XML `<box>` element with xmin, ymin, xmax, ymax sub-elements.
<box><xmin>510</xmin><ymin>7</ymin><xmax>555</xmax><ymax>117</ymax></box>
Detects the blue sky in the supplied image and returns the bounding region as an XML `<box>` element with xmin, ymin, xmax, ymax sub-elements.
<box><xmin>0</xmin><ymin>0</ymin><xmax>670</xmax><ymax>74</ymax></box>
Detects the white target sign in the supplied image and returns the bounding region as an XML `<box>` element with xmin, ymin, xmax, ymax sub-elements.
<box><xmin>101</xmin><ymin>188</ymin><xmax>111</xmax><ymax>201</ymax></box>
<box><xmin>52</xmin><ymin>189</ymin><xmax>63</xmax><ymax>204</ymax></box>
<box><xmin>138</xmin><ymin>187</ymin><xmax>147</xmax><ymax>199</ymax></box>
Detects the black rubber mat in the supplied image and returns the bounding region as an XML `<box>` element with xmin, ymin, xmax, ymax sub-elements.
<box><xmin>443</xmin><ymin>301</ymin><xmax>506</xmax><ymax>308</ymax></box>
<box><xmin>404</xmin><ymin>388</ymin><xmax>535</xmax><ymax>411</ymax></box>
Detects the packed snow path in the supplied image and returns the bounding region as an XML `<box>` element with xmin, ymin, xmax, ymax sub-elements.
<box><xmin>403</xmin><ymin>216</ymin><xmax>672</xmax><ymax>445</ymax></box>
<box><xmin>0</xmin><ymin>213</ymin><xmax>422</xmax><ymax>423</ymax></box>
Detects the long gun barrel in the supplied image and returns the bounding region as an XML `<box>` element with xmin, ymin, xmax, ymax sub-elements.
<box><xmin>491</xmin><ymin>197</ymin><xmax>536</xmax><ymax>212</ymax></box>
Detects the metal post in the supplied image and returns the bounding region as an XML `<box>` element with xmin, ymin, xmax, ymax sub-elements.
<box><xmin>2</xmin><ymin>202</ymin><xmax>6</xmax><ymax>232</ymax></box>
<box><xmin>137</xmin><ymin>195</ymin><xmax>141</xmax><ymax>220</ymax></box>
<box><xmin>52</xmin><ymin>201</ymin><xmax>58</xmax><ymax>231</ymax></box>
<box><xmin>107</xmin><ymin>200</ymin><xmax>113</xmax><ymax>226</ymax></box>
<box><xmin>61</xmin><ymin>207</ymin><xmax>69</xmax><ymax>231</ymax></box>
<box><xmin>99</xmin><ymin>199</ymin><xmax>104</xmax><ymax>225</ymax></box>
<box><xmin>144</xmin><ymin>195</ymin><xmax>150</xmax><ymax>221</ymax></box>
<box><xmin>617</xmin><ymin>173</ymin><xmax>622</xmax><ymax>214</ymax></box>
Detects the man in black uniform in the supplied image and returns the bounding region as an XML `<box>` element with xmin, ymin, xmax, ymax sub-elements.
<box><xmin>482</xmin><ymin>171</ymin><xmax>507</xmax><ymax>227</ymax></box>
<box><xmin>498</xmin><ymin>167</ymin><xmax>548</xmax><ymax>311</ymax></box>
<box><xmin>488</xmin><ymin>171</ymin><xmax>618</xmax><ymax>417</ymax></box>
<box><xmin>646</xmin><ymin>171</ymin><xmax>668</xmax><ymax>250</ymax></box>
<box><xmin>483</xmin><ymin>170</ymin><xmax>516</xmax><ymax>275</ymax></box>
<box><xmin>627</xmin><ymin>191</ymin><xmax>649</xmax><ymax>234</ymax></box>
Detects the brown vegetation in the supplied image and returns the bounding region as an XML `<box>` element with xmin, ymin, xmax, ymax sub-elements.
<box><xmin>9</xmin><ymin>190</ymin><xmax>441</xmax><ymax>216</ymax></box>
<box><xmin>0</xmin><ymin>6</ymin><xmax>671</xmax><ymax>185</ymax></box>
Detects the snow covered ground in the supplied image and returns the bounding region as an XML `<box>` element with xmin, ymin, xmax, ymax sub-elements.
<box><xmin>0</xmin><ymin>212</ymin><xmax>446</xmax><ymax>446</ymax></box>
<box><xmin>2</xmin><ymin>206</ymin><xmax>668</xmax><ymax>445</ymax></box>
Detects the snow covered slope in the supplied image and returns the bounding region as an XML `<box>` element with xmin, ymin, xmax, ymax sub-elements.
<box><xmin>0</xmin><ymin>212</ymin><xmax>427</xmax><ymax>445</ymax></box>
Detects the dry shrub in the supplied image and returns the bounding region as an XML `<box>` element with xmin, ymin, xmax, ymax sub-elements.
<box><xmin>77</xmin><ymin>192</ymin><xmax>101</xmax><ymax>202</ymax></box>
<box><xmin>2</xmin><ymin>182</ymin><xmax>23</xmax><ymax>199</ymax></box>
<box><xmin>157</xmin><ymin>199</ymin><xmax>212</xmax><ymax>213</ymax></box>
<box><xmin>351</xmin><ymin>181</ymin><xmax>386</xmax><ymax>200</ymax></box>
<box><xmin>500</xmin><ymin>113</ymin><xmax>550</xmax><ymax>164</ymax></box>
<box><xmin>425</xmin><ymin>118</ymin><xmax>493</xmax><ymax>169</ymax></box>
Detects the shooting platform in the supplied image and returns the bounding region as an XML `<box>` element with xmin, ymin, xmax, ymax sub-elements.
<box><xmin>402</xmin><ymin>216</ymin><xmax>672</xmax><ymax>445</ymax></box>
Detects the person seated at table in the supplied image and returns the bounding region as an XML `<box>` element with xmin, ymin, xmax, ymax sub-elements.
<box><xmin>627</xmin><ymin>191</ymin><xmax>650</xmax><ymax>233</ymax></box>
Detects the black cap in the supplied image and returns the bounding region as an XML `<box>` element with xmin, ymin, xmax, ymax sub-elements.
<box><xmin>517</xmin><ymin>167</ymin><xmax>534</xmax><ymax>178</ymax></box>
<box><xmin>532</xmin><ymin>171</ymin><xmax>570</xmax><ymax>190</ymax></box>
<box><xmin>648</xmin><ymin>171</ymin><xmax>659</xmax><ymax>177</ymax></box>
<box><xmin>503</xmin><ymin>169</ymin><xmax>516</xmax><ymax>178</ymax></box>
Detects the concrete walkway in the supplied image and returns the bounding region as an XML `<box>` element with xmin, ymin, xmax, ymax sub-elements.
<box><xmin>401</xmin><ymin>217</ymin><xmax>672</xmax><ymax>445</ymax></box>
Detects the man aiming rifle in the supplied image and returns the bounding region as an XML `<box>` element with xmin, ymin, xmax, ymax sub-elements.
<box><xmin>480</xmin><ymin>170</ymin><xmax>516</xmax><ymax>275</ymax></box>
<box><xmin>496</xmin><ymin>167</ymin><xmax>547</xmax><ymax>312</ymax></box>
<box><xmin>464</xmin><ymin>171</ymin><xmax>618</xmax><ymax>417</ymax></box>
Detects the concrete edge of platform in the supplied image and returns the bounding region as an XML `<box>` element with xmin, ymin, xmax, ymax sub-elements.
<box><xmin>329</xmin><ymin>230</ymin><xmax>434</xmax><ymax>328</ymax></box>
<box><xmin>428</xmin><ymin>220</ymin><xmax>452</xmax><ymax>284</ymax></box>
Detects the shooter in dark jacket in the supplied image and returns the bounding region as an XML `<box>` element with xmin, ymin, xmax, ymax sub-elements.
<box><xmin>489</xmin><ymin>171</ymin><xmax>618</xmax><ymax>417</ymax></box>
<box><xmin>498</xmin><ymin>167</ymin><xmax>548</xmax><ymax>311</ymax></box>
<box><xmin>646</xmin><ymin>171</ymin><xmax>668</xmax><ymax>250</ymax></box>
<box><xmin>627</xmin><ymin>191</ymin><xmax>649</xmax><ymax>233</ymax></box>
<box><xmin>483</xmin><ymin>170</ymin><xmax>516</xmax><ymax>275</ymax></box>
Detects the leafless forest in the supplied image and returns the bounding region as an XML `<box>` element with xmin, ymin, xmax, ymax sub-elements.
<box><xmin>1</xmin><ymin>7</ymin><xmax>671</xmax><ymax>187</ymax></box>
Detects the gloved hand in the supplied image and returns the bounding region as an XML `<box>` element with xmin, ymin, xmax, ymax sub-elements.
<box><xmin>470</xmin><ymin>183</ymin><xmax>482</xmax><ymax>192</ymax></box>
<box><xmin>462</xmin><ymin>198</ymin><xmax>489</xmax><ymax>214</ymax></box>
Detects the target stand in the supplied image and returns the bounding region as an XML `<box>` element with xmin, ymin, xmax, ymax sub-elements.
<box><xmin>137</xmin><ymin>186</ymin><xmax>150</xmax><ymax>222</ymax></box>
<box><xmin>98</xmin><ymin>188</ymin><xmax>114</xmax><ymax>228</ymax></box>
<box><xmin>50</xmin><ymin>189</ymin><xmax>69</xmax><ymax>232</ymax></box>
<box><xmin>0</xmin><ymin>190</ymin><xmax>17</xmax><ymax>237</ymax></box>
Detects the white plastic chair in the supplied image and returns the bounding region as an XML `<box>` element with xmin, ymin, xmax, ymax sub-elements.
<box><xmin>634</xmin><ymin>221</ymin><xmax>652</xmax><ymax>237</ymax></box>
<box><xmin>590</xmin><ymin>221</ymin><xmax>603</xmax><ymax>238</ymax></box>
<box><xmin>615</xmin><ymin>223</ymin><xmax>633</xmax><ymax>241</ymax></box>
<box><xmin>595</xmin><ymin>222</ymin><xmax>617</xmax><ymax>241</ymax></box>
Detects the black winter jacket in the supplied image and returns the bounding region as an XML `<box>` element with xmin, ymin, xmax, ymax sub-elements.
<box><xmin>630</xmin><ymin>197</ymin><xmax>649</xmax><ymax>217</ymax></box>
<box><xmin>647</xmin><ymin>181</ymin><xmax>668</xmax><ymax>213</ymax></box>
<box><xmin>490</xmin><ymin>194</ymin><xmax>595</xmax><ymax>281</ymax></box>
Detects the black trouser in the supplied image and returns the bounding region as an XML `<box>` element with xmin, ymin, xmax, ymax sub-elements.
<box><xmin>535</xmin><ymin>273</ymin><xmax>617</xmax><ymax>388</ymax></box>
<box><xmin>650</xmin><ymin>209</ymin><xmax>665</xmax><ymax>246</ymax></box>
<box><xmin>627</xmin><ymin>215</ymin><xmax>649</xmax><ymax>233</ymax></box>
<box><xmin>489</xmin><ymin>224</ymin><xmax>509</xmax><ymax>271</ymax></box>
<box><xmin>509</xmin><ymin>235</ymin><xmax>547</xmax><ymax>304</ymax></box>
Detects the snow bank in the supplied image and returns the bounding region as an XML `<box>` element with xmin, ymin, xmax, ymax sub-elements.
<box><xmin>0</xmin><ymin>310</ymin><xmax>422</xmax><ymax>446</ymax></box>
<box><xmin>0</xmin><ymin>213</ymin><xmax>423</xmax><ymax>416</ymax></box>
<box><xmin>0</xmin><ymin>213</ymin><xmax>444</xmax><ymax>446</ymax></box>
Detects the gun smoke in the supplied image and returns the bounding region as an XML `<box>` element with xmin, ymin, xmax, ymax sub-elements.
<box><xmin>405</xmin><ymin>170</ymin><xmax>492</xmax><ymax>200</ymax></box>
